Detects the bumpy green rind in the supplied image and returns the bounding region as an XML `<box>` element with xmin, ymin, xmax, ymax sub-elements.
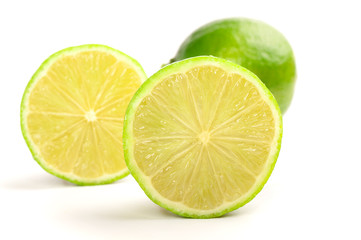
<box><xmin>124</xmin><ymin>56</ymin><xmax>283</xmax><ymax>218</ymax></box>
<box><xmin>20</xmin><ymin>44</ymin><xmax>147</xmax><ymax>186</ymax></box>
<box><xmin>171</xmin><ymin>18</ymin><xmax>296</xmax><ymax>114</ymax></box>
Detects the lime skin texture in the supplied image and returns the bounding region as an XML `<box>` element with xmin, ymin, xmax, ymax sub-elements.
<box><xmin>171</xmin><ymin>18</ymin><xmax>296</xmax><ymax>113</ymax></box>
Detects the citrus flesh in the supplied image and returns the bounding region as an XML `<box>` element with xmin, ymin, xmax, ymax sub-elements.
<box><xmin>171</xmin><ymin>18</ymin><xmax>296</xmax><ymax>113</ymax></box>
<box><xmin>21</xmin><ymin>45</ymin><xmax>146</xmax><ymax>185</ymax></box>
<box><xmin>124</xmin><ymin>57</ymin><xmax>282</xmax><ymax>218</ymax></box>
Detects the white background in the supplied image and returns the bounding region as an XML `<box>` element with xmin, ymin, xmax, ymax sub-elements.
<box><xmin>1</xmin><ymin>0</ymin><xmax>360</xmax><ymax>239</ymax></box>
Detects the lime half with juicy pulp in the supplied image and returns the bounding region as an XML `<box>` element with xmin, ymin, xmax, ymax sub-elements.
<box><xmin>170</xmin><ymin>18</ymin><xmax>297</xmax><ymax>113</ymax></box>
<box><xmin>124</xmin><ymin>56</ymin><xmax>282</xmax><ymax>218</ymax></box>
<box><xmin>21</xmin><ymin>44</ymin><xmax>146</xmax><ymax>185</ymax></box>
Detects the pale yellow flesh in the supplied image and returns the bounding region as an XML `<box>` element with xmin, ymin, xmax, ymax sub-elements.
<box><xmin>26</xmin><ymin>51</ymin><xmax>141</xmax><ymax>180</ymax></box>
<box><xmin>133</xmin><ymin>66</ymin><xmax>276</xmax><ymax>210</ymax></box>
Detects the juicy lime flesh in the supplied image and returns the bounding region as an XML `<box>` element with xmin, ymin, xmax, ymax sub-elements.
<box><xmin>132</xmin><ymin>65</ymin><xmax>276</xmax><ymax>211</ymax></box>
<box><xmin>25</xmin><ymin>50</ymin><xmax>142</xmax><ymax>182</ymax></box>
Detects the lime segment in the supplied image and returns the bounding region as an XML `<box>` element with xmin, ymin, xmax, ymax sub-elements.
<box><xmin>21</xmin><ymin>44</ymin><xmax>146</xmax><ymax>185</ymax></box>
<box><xmin>124</xmin><ymin>57</ymin><xmax>282</xmax><ymax>218</ymax></box>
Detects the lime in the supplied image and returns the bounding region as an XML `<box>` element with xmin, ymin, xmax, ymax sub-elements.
<box><xmin>124</xmin><ymin>56</ymin><xmax>282</xmax><ymax>218</ymax></box>
<box><xmin>21</xmin><ymin>44</ymin><xmax>146</xmax><ymax>185</ymax></box>
<box><xmin>170</xmin><ymin>18</ymin><xmax>296</xmax><ymax>113</ymax></box>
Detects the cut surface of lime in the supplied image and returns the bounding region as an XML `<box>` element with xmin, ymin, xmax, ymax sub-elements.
<box><xmin>21</xmin><ymin>44</ymin><xmax>146</xmax><ymax>185</ymax></box>
<box><xmin>124</xmin><ymin>57</ymin><xmax>282</xmax><ymax>218</ymax></box>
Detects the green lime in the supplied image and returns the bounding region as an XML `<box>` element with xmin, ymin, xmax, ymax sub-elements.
<box><xmin>21</xmin><ymin>44</ymin><xmax>147</xmax><ymax>185</ymax></box>
<box><xmin>124</xmin><ymin>56</ymin><xmax>282</xmax><ymax>218</ymax></box>
<box><xmin>170</xmin><ymin>18</ymin><xmax>296</xmax><ymax>113</ymax></box>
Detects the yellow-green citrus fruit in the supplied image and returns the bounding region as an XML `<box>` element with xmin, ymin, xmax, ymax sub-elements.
<box><xmin>21</xmin><ymin>44</ymin><xmax>146</xmax><ymax>185</ymax></box>
<box><xmin>124</xmin><ymin>56</ymin><xmax>282</xmax><ymax>218</ymax></box>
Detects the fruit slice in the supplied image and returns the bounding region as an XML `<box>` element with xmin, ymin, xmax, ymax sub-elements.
<box><xmin>124</xmin><ymin>56</ymin><xmax>282</xmax><ymax>218</ymax></box>
<box><xmin>21</xmin><ymin>44</ymin><xmax>146</xmax><ymax>185</ymax></box>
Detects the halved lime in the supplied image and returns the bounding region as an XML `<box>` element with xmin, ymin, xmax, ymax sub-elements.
<box><xmin>21</xmin><ymin>44</ymin><xmax>146</xmax><ymax>185</ymax></box>
<box><xmin>124</xmin><ymin>56</ymin><xmax>282</xmax><ymax>218</ymax></box>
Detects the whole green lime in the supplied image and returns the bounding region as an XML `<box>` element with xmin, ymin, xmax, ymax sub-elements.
<box><xmin>170</xmin><ymin>18</ymin><xmax>296</xmax><ymax>113</ymax></box>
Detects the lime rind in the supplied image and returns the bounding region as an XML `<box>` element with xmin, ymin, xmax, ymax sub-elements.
<box><xmin>171</xmin><ymin>18</ymin><xmax>297</xmax><ymax>114</ymax></box>
<box><xmin>124</xmin><ymin>56</ymin><xmax>282</xmax><ymax>218</ymax></box>
<box><xmin>21</xmin><ymin>44</ymin><xmax>147</xmax><ymax>185</ymax></box>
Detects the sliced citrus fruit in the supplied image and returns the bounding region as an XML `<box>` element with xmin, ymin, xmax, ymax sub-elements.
<box><xmin>124</xmin><ymin>56</ymin><xmax>282</xmax><ymax>218</ymax></box>
<box><xmin>21</xmin><ymin>44</ymin><xmax>146</xmax><ymax>185</ymax></box>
